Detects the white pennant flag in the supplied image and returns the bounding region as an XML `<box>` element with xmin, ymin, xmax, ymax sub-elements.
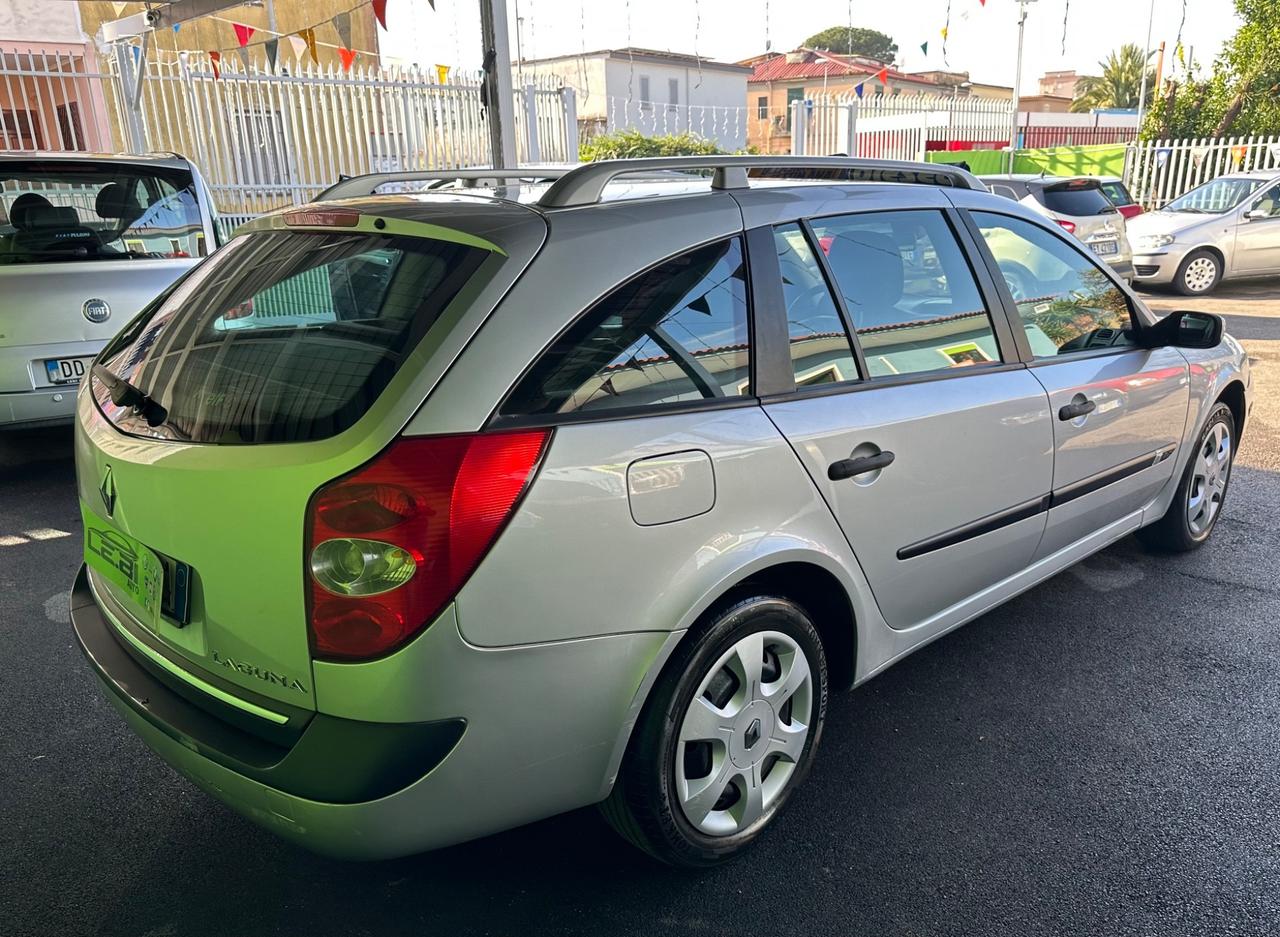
<box><xmin>288</xmin><ymin>34</ymin><xmax>308</xmax><ymax>64</ymax></box>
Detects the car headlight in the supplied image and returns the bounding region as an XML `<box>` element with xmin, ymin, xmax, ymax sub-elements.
<box><xmin>1134</xmin><ymin>234</ymin><xmax>1175</xmax><ymax>251</ymax></box>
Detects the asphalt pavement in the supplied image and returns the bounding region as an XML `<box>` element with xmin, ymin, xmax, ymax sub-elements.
<box><xmin>2</xmin><ymin>282</ymin><xmax>1278</xmax><ymax>937</ymax></box>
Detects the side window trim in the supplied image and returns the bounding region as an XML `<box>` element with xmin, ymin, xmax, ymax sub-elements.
<box><xmin>958</xmin><ymin>207</ymin><xmax>1143</xmax><ymax>365</ymax></box>
<box><xmin>743</xmin><ymin>224</ymin><xmax>798</xmax><ymax>397</ymax></box>
<box><xmin>798</xmin><ymin>217</ymin><xmax>869</xmax><ymax>382</ymax></box>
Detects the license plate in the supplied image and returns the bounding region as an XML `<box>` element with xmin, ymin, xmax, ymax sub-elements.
<box><xmin>82</xmin><ymin>505</ymin><xmax>163</xmax><ymax>624</ymax></box>
<box><xmin>1090</xmin><ymin>240</ymin><xmax>1119</xmax><ymax>256</ymax></box>
<box><xmin>45</xmin><ymin>356</ymin><xmax>93</xmax><ymax>384</ymax></box>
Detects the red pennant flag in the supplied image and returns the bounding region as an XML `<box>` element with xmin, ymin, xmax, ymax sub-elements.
<box><xmin>233</xmin><ymin>23</ymin><xmax>254</xmax><ymax>47</ymax></box>
<box><xmin>979</xmin><ymin>0</ymin><xmax>986</xmax><ymax>5</ymax></box>
<box><xmin>372</xmin><ymin>0</ymin><xmax>388</xmax><ymax>30</ymax></box>
<box><xmin>208</xmin><ymin>50</ymin><xmax>221</xmax><ymax>79</ymax></box>
<box><xmin>338</xmin><ymin>47</ymin><xmax>357</xmax><ymax>71</ymax></box>
<box><xmin>875</xmin><ymin>66</ymin><xmax>889</xmax><ymax>83</ymax></box>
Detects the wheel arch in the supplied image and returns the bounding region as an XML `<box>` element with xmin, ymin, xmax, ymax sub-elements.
<box><xmin>1217</xmin><ymin>379</ymin><xmax>1247</xmax><ymax>441</ymax></box>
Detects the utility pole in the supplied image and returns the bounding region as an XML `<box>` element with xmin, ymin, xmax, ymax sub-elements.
<box><xmin>1007</xmin><ymin>0</ymin><xmax>1036</xmax><ymax>172</ymax></box>
<box><xmin>1136</xmin><ymin>0</ymin><xmax>1157</xmax><ymax>129</ymax></box>
<box><xmin>480</xmin><ymin>0</ymin><xmax>519</xmax><ymax>169</ymax></box>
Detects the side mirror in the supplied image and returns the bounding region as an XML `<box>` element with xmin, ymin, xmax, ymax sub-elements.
<box><xmin>1140</xmin><ymin>310</ymin><xmax>1225</xmax><ymax>349</ymax></box>
<box><xmin>1246</xmin><ymin>208</ymin><xmax>1270</xmax><ymax>221</ymax></box>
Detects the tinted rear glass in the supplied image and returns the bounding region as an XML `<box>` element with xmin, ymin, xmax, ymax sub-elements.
<box><xmin>1099</xmin><ymin>181</ymin><xmax>1134</xmax><ymax>207</ymax></box>
<box><xmin>0</xmin><ymin>160</ymin><xmax>206</xmax><ymax>264</ymax></box>
<box><xmin>1036</xmin><ymin>182</ymin><xmax>1115</xmax><ymax>216</ymax></box>
<box><xmin>93</xmin><ymin>229</ymin><xmax>487</xmax><ymax>443</ymax></box>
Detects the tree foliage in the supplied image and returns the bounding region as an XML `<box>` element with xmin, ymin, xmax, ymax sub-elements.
<box><xmin>1071</xmin><ymin>44</ymin><xmax>1153</xmax><ymax>113</ymax></box>
<box><xmin>801</xmin><ymin>26</ymin><xmax>898</xmax><ymax>64</ymax></box>
<box><xmin>1142</xmin><ymin>0</ymin><xmax>1280</xmax><ymax>138</ymax></box>
<box><xmin>579</xmin><ymin>129</ymin><xmax>725</xmax><ymax>162</ymax></box>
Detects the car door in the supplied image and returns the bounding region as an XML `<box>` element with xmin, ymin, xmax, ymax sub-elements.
<box><xmin>966</xmin><ymin>209</ymin><xmax>1190</xmax><ymax>560</ymax></box>
<box><xmin>747</xmin><ymin>197</ymin><xmax>1054</xmax><ymax>631</ymax></box>
<box><xmin>1231</xmin><ymin>180</ymin><xmax>1280</xmax><ymax>276</ymax></box>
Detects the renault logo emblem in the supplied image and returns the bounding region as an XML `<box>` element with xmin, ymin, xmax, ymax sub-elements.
<box><xmin>83</xmin><ymin>298</ymin><xmax>111</xmax><ymax>324</ymax></box>
<box><xmin>100</xmin><ymin>465</ymin><xmax>117</xmax><ymax>518</ymax></box>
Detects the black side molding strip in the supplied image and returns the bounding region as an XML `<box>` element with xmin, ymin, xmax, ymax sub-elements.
<box><xmin>1049</xmin><ymin>445</ymin><xmax>1177</xmax><ymax>508</ymax></box>
<box><xmin>897</xmin><ymin>495</ymin><xmax>1051</xmax><ymax>561</ymax></box>
<box><xmin>896</xmin><ymin>445</ymin><xmax>1178</xmax><ymax>561</ymax></box>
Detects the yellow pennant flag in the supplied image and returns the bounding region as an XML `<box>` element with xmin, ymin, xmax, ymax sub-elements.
<box><xmin>940</xmin><ymin>26</ymin><xmax>949</xmax><ymax>40</ymax></box>
<box><xmin>435</xmin><ymin>64</ymin><xmax>449</xmax><ymax>85</ymax></box>
<box><xmin>297</xmin><ymin>27</ymin><xmax>319</xmax><ymax>66</ymax></box>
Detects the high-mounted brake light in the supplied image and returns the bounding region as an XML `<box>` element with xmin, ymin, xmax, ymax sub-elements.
<box><xmin>305</xmin><ymin>430</ymin><xmax>551</xmax><ymax>661</ymax></box>
<box><xmin>1055</xmin><ymin>219</ymin><xmax>1077</xmax><ymax>234</ymax></box>
<box><xmin>283</xmin><ymin>209</ymin><xmax>361</xmax><ymax>228</ymax></box>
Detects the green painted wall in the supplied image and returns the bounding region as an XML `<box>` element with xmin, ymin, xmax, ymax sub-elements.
<box><xmin>926</xmin><ymin>144</ymin><xmax>1130</xmax><ymax>179</ymax></box>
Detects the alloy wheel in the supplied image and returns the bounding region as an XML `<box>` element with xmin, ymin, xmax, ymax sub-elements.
<box><xmin>675</xmin><ymin>630</ymin><xmax>814</xmax><ymax>837</ymax></box>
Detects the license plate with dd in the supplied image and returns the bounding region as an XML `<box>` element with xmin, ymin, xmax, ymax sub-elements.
<box><xmin>45</xmin><ymin>356</ymin><xmax>94</xmax><ymax>384</ymax></box>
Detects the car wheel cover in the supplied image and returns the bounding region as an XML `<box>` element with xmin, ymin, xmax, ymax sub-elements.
<box><xmin>1187</xmin><ymin>420</ymin><xmax>1231</xmax><ymax>536</ymax></box>
<box><xmin>1184</xmin><ymin>256</ymin><xmax>1218</xmax><ymax>292</ymax></box>
<box><xmin>674</xmin><ymin>630</ymin><xmax>814</xmax><ymax>837</ymax></box>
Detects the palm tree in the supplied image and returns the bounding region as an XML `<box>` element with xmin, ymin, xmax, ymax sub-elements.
<box><xmin>1070</xmin><ymin>44</ymin><xmax>1154</xmax><ymax>113</ymax></box>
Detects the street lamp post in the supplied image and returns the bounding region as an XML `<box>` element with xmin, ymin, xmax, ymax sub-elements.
<box><xmin>1008</xmin><ymin>0</ymin><xmax>1037</xmax><ymax>173</ymax></box>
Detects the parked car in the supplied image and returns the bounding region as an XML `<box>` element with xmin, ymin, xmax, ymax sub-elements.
<box><xmin>1128</xmin><ymin>169</ymin><xmax>1280</xmax><ymax>295</ymax></box>
<box><xmin>70</xmin><ymin>156</ymin><xmax>1251</xmax><ymax>868</ymax></box>
<box><xmin>1097</xmin><ymin>175</ymin><xmax>1143</xmax><ymax>220</ymax></box>
<box><xmin>0</xmin><ymin>152</ymin><xmax>218</xmax><ymax>428</ymax></box>
<box><xmin>980</xmin><ymin>174</ymin><xmax>1134</xmax><ymax>282</ymax></box>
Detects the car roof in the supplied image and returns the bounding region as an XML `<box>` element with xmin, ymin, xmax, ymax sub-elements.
<box><xmin>0</xmin><ymin>151</ymin><xmax>194</xmax><ymax>169</ymax></box>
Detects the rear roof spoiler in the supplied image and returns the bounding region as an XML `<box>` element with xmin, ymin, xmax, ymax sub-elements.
<box><xmin>536</xmin><ymin>156</ymin><xmax>985</xmax><ymax>208</ymax></box>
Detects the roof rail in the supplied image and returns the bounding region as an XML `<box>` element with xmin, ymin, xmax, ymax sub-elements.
<box><xmin>317</xmin><ymin>168</ymin><xmax>573</xmax><ymax>202</ymax></box>
<box><xmin>537</xmin><ymin>156</ymin><xmax>983</xmax><ymax>209</ymax></box>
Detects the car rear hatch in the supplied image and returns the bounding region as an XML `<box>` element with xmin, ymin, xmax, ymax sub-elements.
<box><xmin>0</xmin><ymin>157</ymin><xmax>209</xmax><ymax>391</ymax></box>
<box><xmin>1031</xmin><ymin>178</ymin><xmax>1128</xmax><ymax>260</ymax></box>
<box><xmin>76</xmin><ymin>197</ymin><xmax>547</xmax><ymax>712</ymax></box>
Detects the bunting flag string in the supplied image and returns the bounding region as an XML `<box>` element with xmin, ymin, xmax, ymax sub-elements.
<box><xmin>288</xmin><ymin>34</ymin><xmax>308</xmax><ymax>65</ymax></box>
<box><xmin>941</xmin><ymin>0</ymin><xmax>952</xmax><ymax>66</ymax></box>
<box><xmin>233</xmin><ymin>23</ymin><xmax>255</xmax><ymax>47</ymax></box>
<box><xmin>919</xmin><ymin>41</ymin><xmax>928</xmax><ymax>57</ymax></box>
<box><xmin>332</xmin><ymin>11</ymin><xmax>353</xmax><ymax>51</ymax></box>
<box><xmin>296</xmin><ymin>27</ymin><xmax>319</xmax><ymax>65</ymax></box>
<box><xmin>1061</xmin><ymin>1</ymin><xmax>1069</xmax><ymax>56</ymax></box>
<box><xmin>436</xmin><ymin>64</ymin><xmax>450</xmax><ymax>84</ymax></box>
<box><xmin>264</xmin><ymin>38</ymin><xmax>280</xmax><ymax>71</ymax></box>
<box><xmin>337</xmin><ymin>47</ymin><xmax>358</xmax><ymax>72</ymax></box>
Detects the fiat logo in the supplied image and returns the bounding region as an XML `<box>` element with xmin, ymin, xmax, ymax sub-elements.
<box><xmin>83</xmin><ymin>298</ymin><xmax>111</xmax><ymax>323</ymax></box>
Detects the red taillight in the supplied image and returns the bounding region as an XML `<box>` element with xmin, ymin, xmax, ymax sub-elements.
<box><xmin>306</xmin><ymin>430</ymin><xmax>551</xmax><ymax>661</ymax></box>
<box><xmin>1055</xmin><ymin>219</ymin><xmax>1077</xmax><ymax>234</ymax></box>
<box><xmin>1119</xmin><ymin>204</ymin><xmax>1144</xmax><ymax>219</ymax></box>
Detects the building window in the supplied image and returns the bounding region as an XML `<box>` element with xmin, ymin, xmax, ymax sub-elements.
<box><xmin>639</xmin><ymin>75</ymin><xmax>651</xmax><ymax>110</ymax></box>
<box><xmin>784</xmin><ymin>87</ymin><xmax>805</xmax><ymax>130</ymax></box>
<box><xmin>757</xmin><ymin>95</ymin><xmax>768</xmax><ymax>119</ymax></box>
<box><xmin>668</xmin><ymin>78</ymin><xmax>679</xmax><ymax>107</ymax></box>
<box><xmin>55</xmin><ymin>102</ymin><xmax>85</xmax><ymax>151</ymax></box>
<box><xmin>1</xmin><ymin>109</ymin><xmax>43</xmax><ymax>150</ymax></box>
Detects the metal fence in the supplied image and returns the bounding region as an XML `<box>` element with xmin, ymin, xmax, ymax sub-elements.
<box><xmin>1126</xmin><ymin>135</ymin><xmax>1280</xmax><ymax>209</ymax></box>
<box><xmin>0</xmin><ymin>46</ymin><xmax>576</xmax><ymax>218</ymax></box>
<box><xmin>593</xmin><ymin>96</ymin><xmax>746</xmax><ymax>152</ymax></box>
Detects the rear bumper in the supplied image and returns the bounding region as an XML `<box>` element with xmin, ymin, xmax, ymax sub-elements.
<box><xmin>71</xmin><ymin>564</ymin><xmax>675</xmax><ymax>860</ymax></box>
<box><xmin>71</xmin><ymin>565</ymin><xmax>464</xmax><ymax>803</ymax></box>
<box><xmin>0</xmin><ymin>386</ymin><xmax>78</xmax><ymax>428</ymax></box>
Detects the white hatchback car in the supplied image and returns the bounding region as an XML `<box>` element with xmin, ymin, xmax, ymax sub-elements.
<box><xmin>0</xmin><ymin>152</ymin><xmax>218</xmax><ymax>428</ymax></box>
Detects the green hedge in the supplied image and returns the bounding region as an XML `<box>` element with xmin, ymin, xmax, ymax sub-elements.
<box><xmin>579</xmin><ymin>129</ymin><xmax>725</xmax><ymax>162</ymax></box>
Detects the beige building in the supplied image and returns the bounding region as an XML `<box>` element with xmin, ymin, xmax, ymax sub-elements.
<box><xmin>1039</xmin><ymin>70</ymin><xmax>1081</xmax><ymax>99</ymax></box>
<box><xmin>906</xmin><ymin>70</ymin><xmax>1014</xmax><ymax>100</ymax></box>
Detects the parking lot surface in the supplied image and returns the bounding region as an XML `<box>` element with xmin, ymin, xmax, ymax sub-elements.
<box><xmin>2</xmin><ymin>282</ymin><xmax>1278</xmax><ymax>937</ymax></box>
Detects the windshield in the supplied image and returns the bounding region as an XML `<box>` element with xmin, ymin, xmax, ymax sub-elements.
<box><xmin>1165</xmin><ymin>177</ymin><xmax>1265</xmax><ymax>214</ymax></box>
<box><xmin>93</xmin><ymin>228</ymin><xmax>489</xmax><ymax>444</ymax></box>
<box><xmin>0</xmin><ymin>160</ymin><xmax>206</xmax><ymax>265</ymax></box>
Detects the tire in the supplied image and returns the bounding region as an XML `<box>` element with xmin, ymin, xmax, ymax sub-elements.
<box><xmin>601</xmin><ymin>595</ymin><xmax>829</xmax><ymax>867</ymax></box>
<box><xmin>1138</xmin><ymin>402</ymin><xmax>1236</xmax><ymax>553</ymax></box>
<box><xmin>1173</xmin><ymin>249</ymin><xmax>1222</xmax><ymax>296</ymax></box>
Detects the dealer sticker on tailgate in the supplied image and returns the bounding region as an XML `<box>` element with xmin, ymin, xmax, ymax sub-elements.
<box><xmin>82</xmin><ymin>505</ymin><xmax>163</xmax><ymax>623</ymax></box>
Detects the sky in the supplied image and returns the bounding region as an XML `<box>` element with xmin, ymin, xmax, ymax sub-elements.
<box><xmin>380</xmin><ymin>0</ymin><xmax>1242</xmax><ymax>92</ymax></box>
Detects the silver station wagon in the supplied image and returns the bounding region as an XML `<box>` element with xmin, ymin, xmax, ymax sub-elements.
<box><xmin>0</xmin><ymin>152</ymin><xmax>217</xmax><ymax>428</ymax></box>
<box><xmin>70</xmin><ymin>157</ymin><xmax>1252</xmax><ymax>868</ymax></box>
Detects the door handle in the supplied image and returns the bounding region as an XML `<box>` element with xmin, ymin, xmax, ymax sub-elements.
<box><xmin>828</xmin><ymin>450</ymin><xmax>895</xmax><ymax>481</ymax></box>
<box><xmin>1058</xmin><ymin>397</ymin><xmax>1097</xmax><ymax>421</ymax></box>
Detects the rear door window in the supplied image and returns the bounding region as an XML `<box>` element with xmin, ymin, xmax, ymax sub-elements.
<box><xmin>94</xmin><ymin>229</ymin><xmax>489</xmax><ymax>443</ymax></box>
<box><xmin>810</xmin><ymin>210</ymin><xmax>1002</xmax><ymax>377</ymax></box>
<box><xmin>1099</xmin><ymin>180</ymin><xmax>1135</xmax><ymax>208</ymax></box>
<box><xmin>501</xmin><ymin>238</ymin><xmax>750</xmax><ymax>417</ymax></box>
<box><xmin>1036</xmin><ymin>181</ymin><xmax>1116</xmax><ymax>216</ymax></box>
<box><xmin>0</xmin><ymin>160</ymin><xmax>206</xmax><ymax>264</ymax></box>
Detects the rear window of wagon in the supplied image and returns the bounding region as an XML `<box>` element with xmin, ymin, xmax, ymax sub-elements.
<box><xmin>93</xmin><ymin>228</ymin><xmax>489</xmax><ymax>444</ymax></box>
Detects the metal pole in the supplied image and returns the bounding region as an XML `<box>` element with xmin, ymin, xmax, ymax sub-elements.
<box><xmin>113</xmin><ymin>42</ymin><xmax>147</xmax><ymax>152</ymax></box>
<box><xmin>1136</xmin><ymin>0</ymin><xmax>1156</xmax><ymax>129</ymax></box>
<box><xmin>1008</xmin><ymin>1</ymin><xmax>1033</xmax><ymax>172</ymax></box>
<box><xmin>480</xmin><ymin>0</ymin><xmax>518</xmax><ymax>169</ymax></box>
